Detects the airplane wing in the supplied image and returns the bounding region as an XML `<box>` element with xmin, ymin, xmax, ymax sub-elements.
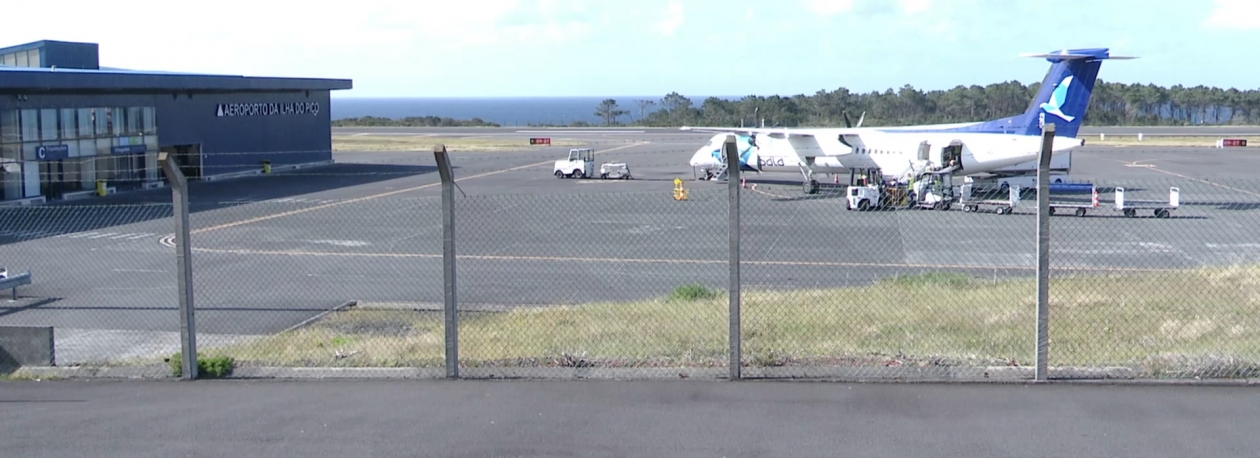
<box><xmin>678</xmin><ymin>126</ymin><xmax>854</xmax><ymax>138</ymax></box>
<box><xmin>679</xmin><ymin>121</ymin><xmax>985</xmax><ymax>138</ymax></box>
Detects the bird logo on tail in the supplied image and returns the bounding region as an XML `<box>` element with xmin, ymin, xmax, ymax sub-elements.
<box><xmin>1040</xmin><ymin>76</ymin><xmax>1076</xmax><ymax>122</ymax></box>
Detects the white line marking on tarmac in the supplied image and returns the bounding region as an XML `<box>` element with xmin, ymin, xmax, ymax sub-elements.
<box><xmin>300</xmin><ymin>240</ymin><xmax>372</xmax><ymax>247</ymax></box>
<box><xmin>1119</xmin><ymin>160</ymin><xmax>1260</xmax><ymax>198</ymax></box>
<box><xmin>172</xmin><ymin>141</ymin><xmax>650</xmax><ymax>239</ymax></box>
<box><xmin>516</xmin><ymin>130</ymin><xmax>645</xmax><ymax>134</ymax></box>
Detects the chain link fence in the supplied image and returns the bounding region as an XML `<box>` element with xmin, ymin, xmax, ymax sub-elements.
<box><xmin>3</xmin><ymin>134</ymin><xmax>1258</xmax><ymax>381</ymax></box>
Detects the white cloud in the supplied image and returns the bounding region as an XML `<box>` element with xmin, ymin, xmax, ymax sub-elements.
<box><xmin>900</xmin><ymin>0</ymin><xmax>932</xmax><ymax>15</ymax></box>
<box><xmin>1204</xmin><ymin>0</ymin><xmax>1260</xmax><ymax>29</ymax></box>
<box><xmin>808</xmin><ymin>0</ymin><xmax>935</xmax><ymax>16</ymax></box>
<box><xmin>808</xmin><ymin>0</ymin><xmax>858</xmax><ymax>15</ymax></box>
<box><xmin>0</xmin><ymin>0</ymin><xmax>537</xmax><ymax>75</ymax></box>
<box><xmin>658</xmin><ymin>1</ymin><xmax>685</xmax><ymax>36</ymax></box>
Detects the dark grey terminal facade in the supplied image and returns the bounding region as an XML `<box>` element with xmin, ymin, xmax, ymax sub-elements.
<box><xmin>0</xmin><ymin>39</ymin><xmax>352</xmax><ymax>204</ymax></box>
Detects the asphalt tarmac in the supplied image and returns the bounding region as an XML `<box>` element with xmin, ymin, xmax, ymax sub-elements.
<box><xmin>2</xmin><ymin>130</ymin><xmax>1259</xmax><ymax>365</ymax></box>
<box><xmin>3</xmin><ymin>380</ymin><xmax>1259</xmax><ymax>458</ymax></box>
<box><xmin>333</xmin><ymin>125</ymin><xmax>1260</xmax><ymax>136</ymax></box>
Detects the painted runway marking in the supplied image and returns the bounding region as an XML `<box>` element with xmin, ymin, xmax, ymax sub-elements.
<box><xmin>1120</xmin><ymin>160</ymin><xmax>1260</xmax><ymax>199</ymax></box>
<box><xmin>300</xmin><ymin>239</ymin><xmax>371</xmax><ymax>247</ymax></box>
<box><xmin>0</xmin><ymin>229</ymin><xmax>62</xmax><ymax>238</ymax></box>
<box><xmin>179</xmin><ymin>141</ymin><xmax>651</xmax><ymax>238</ymax></box>
<box><xmin>516</xmin><ymin>130</ymin><xmax>645</xmax><ymax>134</ymax></box>
<box><xmin>749</xmin><ymin>184</ymin><xmax>793</xmax><ymax>200</ymax></box>
<box><xmin>181</xmin><ymin>246</ymin><xmax>1177</xmax><ymax>273</ymax></box>
<box><xmin>0</xmin><ymin>230</ymin><xmax>159</xmax><ymax>241</ymax></box>
<box><xmin>219</xmin><ymin>198</ymin><xmax>342</xmax><ymax>205</ymax></box>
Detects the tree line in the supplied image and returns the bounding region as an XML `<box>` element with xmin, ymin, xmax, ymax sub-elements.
<box><xmin>587</xmin><ymin>80</ymin><xmax>1260</xmax><ymax>128</ymax></box>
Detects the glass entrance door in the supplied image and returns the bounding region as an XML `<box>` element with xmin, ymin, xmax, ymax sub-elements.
<box><xmin>110</xmin><ymin>153</ymin><xmax>146</xmax><ymax>191</ymax></box>
<box><xmin>39</xmin><ymin>160</ymin><xmax>66</xmax><ymax>200</ymax></box>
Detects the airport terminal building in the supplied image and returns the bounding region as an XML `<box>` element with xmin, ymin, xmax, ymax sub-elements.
<box><xmin>0</xmin><ymin>40</ymin><xmax>352</xmax><ymax>205</ymax></box>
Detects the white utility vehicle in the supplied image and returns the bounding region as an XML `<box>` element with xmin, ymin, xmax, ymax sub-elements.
<box><xmin>554</xmin><ymin>148</ymin><xmax>596</xmax><ymax>179</ymax></box>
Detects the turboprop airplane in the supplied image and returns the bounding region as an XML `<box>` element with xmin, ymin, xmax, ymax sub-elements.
<box><xmin>684</xmin><ymin>48</ymin><xmax>1136</xmax><ymax>194</ymax></box>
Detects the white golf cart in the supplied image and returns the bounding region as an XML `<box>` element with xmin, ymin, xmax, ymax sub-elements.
<box><xmin>554</xmin><ymin>148</ymin><xmax>596</xmax><ymax>179</ymax></box>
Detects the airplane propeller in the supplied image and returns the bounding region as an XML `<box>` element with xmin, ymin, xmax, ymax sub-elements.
<box><xmin>843</xmin><ymin>111</ymin><xmax>867</xmax><ymax>128</ymax></box>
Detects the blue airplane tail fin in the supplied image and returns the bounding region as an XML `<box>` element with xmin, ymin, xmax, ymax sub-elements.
<box><xmin>948</xmin><ymin>48</ymin><xmax>1137</xmax><ymax>138</ymax></box>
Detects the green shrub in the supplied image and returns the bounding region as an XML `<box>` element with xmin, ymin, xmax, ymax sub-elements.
<box><xmin>671</xmin><ymin>283</ymin><xmax>720</xmax><ymax>301</ymax></box>
<box><xmin>168</xmin><ymin>352</ymin><xmax>235</xmax><ymax>378</ymax></box>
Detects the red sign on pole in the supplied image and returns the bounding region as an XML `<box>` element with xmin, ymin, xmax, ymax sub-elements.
<box><xmin>529</xmin><ymin>137</ymin><xmax>551</xmax><ymax>145</ymax></box>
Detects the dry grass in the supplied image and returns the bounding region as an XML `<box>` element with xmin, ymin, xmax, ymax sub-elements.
<box><xmin>186</xmin><ymin>266</ymin><xmax>1260</xmax><ymax>378</ymax></box>
<box><xmin>331</xmin><ymin>135</ymin><xmax>587</xmax><ymax>152</ymax></box>
<box><xmin>1091</xmin><ymin>135</ymin><xmax>1260</xmax><ymax>147</ymax></box>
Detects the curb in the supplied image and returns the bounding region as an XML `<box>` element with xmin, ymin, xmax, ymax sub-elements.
<box><xmin>7</xmin><ymin>365</ymin><xmax>1260</xmax><ymax>385</ymax></box>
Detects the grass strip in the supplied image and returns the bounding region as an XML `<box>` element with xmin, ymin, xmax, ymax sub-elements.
<box><xmin>189</xmin><ymin>267</ymin><xmax>1260</xmax><ymax>378</ymax></box>
<box><xmin>332</xmin><ymin>135</ymin><xmax>587</xmax><ymax>152</ymax></box>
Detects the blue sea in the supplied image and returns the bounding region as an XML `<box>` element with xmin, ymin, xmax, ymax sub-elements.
<box><xmin>328</xmin><ymin>97</ymin><xmax>735</xmax><ymax>126</ymax></box>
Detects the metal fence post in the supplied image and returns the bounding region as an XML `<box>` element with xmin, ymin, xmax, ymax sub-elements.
<box><xmin>434</xmin><ymin>144</ymin><xmax>458</xmax><ymax>379</ymax></box>
<box><xmin>1035</xmin><ymin>123</ymin><xmax>1055</xmax><ymax>381</ymax></box>
<box><xmin>724</xmin><ymin>135</ymin><xmax>741</xmax><ymax>380</ymax></box>
<box><xmin>159</xmin><ymin>152</ymin><xmax>197</xmax><ymax>380</ymax></box>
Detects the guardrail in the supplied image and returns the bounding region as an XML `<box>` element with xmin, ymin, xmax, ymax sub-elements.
<box><xmin>0</xmin><ymin>269</ymin><xmax>33</xmax><ymax>300</ymax></box>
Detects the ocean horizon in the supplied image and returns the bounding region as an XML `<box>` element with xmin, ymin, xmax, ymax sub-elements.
<box><xmin>328</xmin><ymin>96</ymin><xmax>740</xmax><ymax>126</ymax></box>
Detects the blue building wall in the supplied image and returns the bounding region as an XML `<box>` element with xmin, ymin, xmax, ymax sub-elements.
<box><xmin>0</xmin><ymin>91</ymin><xmax>333</xmax><ymax>176</ymax></box>
<box><xmin>38</xmin><ymin>41</ymin><xmax>100</xmax><ymax>69</ymax></box>
<box><xmin>0</xmin><ymin>40</ymin><xmax>99</xmax><ymax>70</ymax></box>
<box><xmin>0</xmin><ymin>39</ymin><xmax>350</xmax><ymax>203</ymax></box>
<box><xmin>154</xmin><ymin>90</ymin><xmax>333</xmax><ymax>176</ymax></box>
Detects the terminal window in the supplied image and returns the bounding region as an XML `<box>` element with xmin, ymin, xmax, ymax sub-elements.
<box><xmin>0</xmin><ymin>49</ymin><xmax>39</xmax><ymax>67</ymax></box>
<box><xmin>0</xmin><ymin>106</ymin><xmax>159</xmax><ymax>200</ymax></box>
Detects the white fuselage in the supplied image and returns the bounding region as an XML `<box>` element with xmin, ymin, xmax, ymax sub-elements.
<box><xmin>690</xmin><ymin>129</ymin><xmax>1084</xmax><ymax>182</ymax></box>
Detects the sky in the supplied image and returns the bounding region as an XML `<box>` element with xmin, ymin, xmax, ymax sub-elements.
<box><xmin>4</xmin><ymin>0</ymin><xmax>1260</xmax><ymax>98</ymax></box>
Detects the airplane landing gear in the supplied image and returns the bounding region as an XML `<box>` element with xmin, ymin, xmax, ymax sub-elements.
<box><xmin>803</xmin><ymin>179</ymin><xmax>820</xmax><ymax>195</ymax></box>
<box><xmin>798</xmin><ymin>164</ymin><xmax>820</xmax><ymax>195</ymax></box>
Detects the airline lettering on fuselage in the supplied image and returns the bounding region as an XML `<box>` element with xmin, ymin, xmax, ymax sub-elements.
<box><xmin>758</xmin><ymin>157</ymin><xmax>785</xmax><ymax>168</ymax></box>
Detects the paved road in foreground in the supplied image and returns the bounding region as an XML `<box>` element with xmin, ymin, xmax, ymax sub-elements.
<box><xmin>1</xmin><ymin>380</ymin><xmax>1257</xmax><ymax>458</ymax></box>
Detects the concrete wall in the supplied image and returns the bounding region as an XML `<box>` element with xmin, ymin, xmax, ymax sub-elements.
<box><xmin>0</xmin><ymin>90</ymin><xmax>333</xmax><ymax>178</ymax></box>
<box><xmin>0</xmin><ymin>326</ymin><xmax>54</xmax><ymax>367</ymax></box>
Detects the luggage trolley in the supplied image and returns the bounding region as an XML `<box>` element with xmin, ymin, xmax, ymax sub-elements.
<box><xmin>1115</xmin><ymin>186</ymin><xmax>1179</xmax><ymax>218</ymax></box>
<box><xmin>1047</xmin><ymin>182</ymin><xmax>1099</xmax><ymax>217</ymax></box>
<box><xmin>960</xmin><ymin>184</ymin><xmax>1020</xmax><ymax>215</ymax></box>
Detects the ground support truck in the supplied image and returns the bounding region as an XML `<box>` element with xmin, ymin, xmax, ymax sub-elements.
<box><xmin>846</xmin><ymin>168</ymin><xmax>957</xmax><ymax>211</ymax></box>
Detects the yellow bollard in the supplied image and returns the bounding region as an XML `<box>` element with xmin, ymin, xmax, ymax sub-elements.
<box><xmin>673</xmin><ymin>178</ymin><xmax>688</xmax><ymax>201</ymax></box>
<box><xmin>262</xmin><ymin>160</ymin><xmax>271</xmax><ymax>174</ymax></box>
<box><xmin>96</xmin><ymin>180</ymin><xmax>106</xmax><ymax>197</ymax></box>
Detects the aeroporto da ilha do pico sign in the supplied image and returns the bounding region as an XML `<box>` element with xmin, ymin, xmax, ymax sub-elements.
<box><xmin>216</xmin><ymin>102</ymin><xmax>321</xmax><ymax>117</ymax></box>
